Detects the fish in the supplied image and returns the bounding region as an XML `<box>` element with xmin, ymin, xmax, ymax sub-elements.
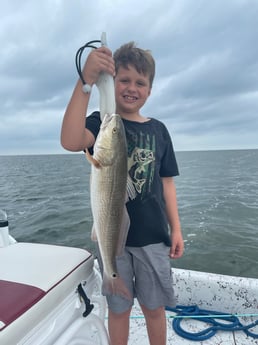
<box><xmin>85</xmin><ymin>113</ymin><xmax>132</xmax><ymax>300</ymax></box>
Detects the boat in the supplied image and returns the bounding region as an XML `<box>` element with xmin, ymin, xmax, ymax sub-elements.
<box><xmin>130</xmin><ymin>269</ymin><xmax>258</xmax><ymax>344</ymax></box>
<box><xmin>0</xmin><ymin>237</ymin><xmax>109</xmax><ymax>345</ymax></box>
<box><xmin>0</xmin><ymin>232</ymin><xmax>257</xmax><ymax>344</ymax></box>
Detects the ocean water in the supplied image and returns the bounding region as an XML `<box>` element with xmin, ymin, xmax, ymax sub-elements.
<box><xmin>0</xmin><ymin>149</ymin><xmax>257</xmax><ymax>279</ymax></box>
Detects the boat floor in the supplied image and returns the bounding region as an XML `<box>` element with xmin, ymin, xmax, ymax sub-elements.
<box><xmin>104</xmin><ymin>303</ymin><xmax>257</xmax><ymax>345</ymax></box>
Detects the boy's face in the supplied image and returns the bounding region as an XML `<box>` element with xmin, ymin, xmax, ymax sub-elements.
<box><xmin>114</xmin><ymin>65</ymin><xmax>151</xmax><ymax>118</ymax></box>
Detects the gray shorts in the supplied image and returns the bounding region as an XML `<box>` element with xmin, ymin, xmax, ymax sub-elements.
<box><xmin>96</xmin><ymin>243</ymin><xmax>177</xmax><ymax>314</ymax></box>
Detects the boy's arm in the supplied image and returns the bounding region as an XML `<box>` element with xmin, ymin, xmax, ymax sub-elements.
<box><xmin>162</xmin><ymin>176</ymin><xmax>184</xmax><ymax>259</ymax></box>
<box><xmin>61</xmin><ymin>80</ymin><xmax>94</xmax><ymax>151</ymax></box>
<box><xmin>61</xmin><ymin>46</ymin><xmax>115</xmax><ymax>152</ymax></box>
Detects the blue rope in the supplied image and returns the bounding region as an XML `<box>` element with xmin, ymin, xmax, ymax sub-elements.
<box><xmin>166</xmin><ymin>305</ymin><xmax>258</xmax><ymax>341</ymax></box>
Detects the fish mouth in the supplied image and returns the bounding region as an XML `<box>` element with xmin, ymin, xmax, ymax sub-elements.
<box><xmin>100</xmin><ymin>113</ymin><xmax>118</xmax><ymax>129</ymax></box>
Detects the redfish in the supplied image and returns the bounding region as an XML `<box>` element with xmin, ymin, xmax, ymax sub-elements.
<box><xmin>86</xmin><ymin>113</ymin><xmax>131</xmax><ymax>300</ymax></box>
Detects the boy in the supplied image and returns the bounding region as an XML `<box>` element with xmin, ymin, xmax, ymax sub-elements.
<box><xmin>61</xmin><ymin>42</ymin><xmax>184</xmax><ymax>345</ymax></box>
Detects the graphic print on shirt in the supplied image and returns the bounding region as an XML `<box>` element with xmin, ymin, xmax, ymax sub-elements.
<box><xmin>126</xmin><ymin>129</ymin><xmax>155</xmax><ymax>198</ymax></box>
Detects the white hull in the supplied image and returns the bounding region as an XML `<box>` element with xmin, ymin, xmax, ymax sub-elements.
<box><xmin>0</xmin><ymin>240</ymin><xmax>257</xmax><ymax>344</ymax></box>
<box><xmin>128</xmin><ymin>269</ymin><xmax>258</xmax><ymax>344</ymax></box>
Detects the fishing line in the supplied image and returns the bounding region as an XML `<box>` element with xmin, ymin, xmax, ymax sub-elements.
<box><xmin>75</xmin><ymin>39</ymin><xmax>102</xmax><ymax>92</ymax></box>
<box><xmin>125</xmin><ymin>305</ymin><xmax>258</xmax><ymax>340</ymax></box>
<box><xmin>128</xmin><ymin>313</ymin><xmax>258</xmax><ymax>319</ymax></box>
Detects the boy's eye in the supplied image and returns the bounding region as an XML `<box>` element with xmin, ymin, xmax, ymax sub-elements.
<box><xmin>118</xmin><ymin>78</ymin><xmax>148</xmax><ymax>87</ymax></box>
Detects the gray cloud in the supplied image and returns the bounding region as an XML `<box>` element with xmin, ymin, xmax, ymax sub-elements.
<box><xmin>0</xmin><ymin>0</ymin><xmax>258</xmax><ymax>154</ymax></box>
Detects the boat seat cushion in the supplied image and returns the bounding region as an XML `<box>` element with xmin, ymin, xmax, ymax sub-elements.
<box><xmin>0</xmin><ymin>242</ymin><xmax>93</xmax><ymax>332</ymax></box>
<box><xmin>0</xmin><ymin>280</ymin><xmax>45</xmax><ymax>330</ymax></box>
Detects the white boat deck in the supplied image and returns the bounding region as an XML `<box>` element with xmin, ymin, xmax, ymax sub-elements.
<box><xmin>101</xmin><ymin>267</ymin><xmax>258</xmax><ymax>345</ymax></box>
<box><xmin>124</xmin><ymin>303</ymin><xmax>257</xmax><ymax>345</ymax></box>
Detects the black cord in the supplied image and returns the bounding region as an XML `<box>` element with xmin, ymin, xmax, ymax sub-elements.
<box><xmin>75</xmin><ymin>39</ymin><xmax>102</xmax><ymax>85</ymax></box>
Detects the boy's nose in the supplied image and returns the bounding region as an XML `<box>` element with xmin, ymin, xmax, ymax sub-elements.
<box><xmin>127</xmin><ymin>82</ymin><xmax>137</xmax><ymax>92</ymax></box>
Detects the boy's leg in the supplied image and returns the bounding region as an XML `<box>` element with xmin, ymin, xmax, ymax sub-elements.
<box><xmin>104</xmin><ymin>248</ymin><xmax>134</xmax><ymax>344</ymax></box>
<box><xmin>127</xmin><ymin>244</ymin><xmax>175</xmax><ymax>345</ymax></box>
<box><xmin>108</xmin><ymin>307</ymin><xmax>132</xmax><ymax>345</ymax></box>
<box><xmin>140</xmin><ymin>305</ymin><xmax>167</xmax><ymax>345</ymax></box>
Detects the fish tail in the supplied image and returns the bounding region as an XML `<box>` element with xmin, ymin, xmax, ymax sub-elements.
<box><xmin>103</xmin><ymin>273</ymin><xmax>132</xmax><ymax>301</ymax></box>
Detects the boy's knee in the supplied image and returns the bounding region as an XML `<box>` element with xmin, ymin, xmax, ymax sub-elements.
<box><xmin>109</xmin><ymin>307</ymin><xmax>131</xmax><ymax>320</ymax></box>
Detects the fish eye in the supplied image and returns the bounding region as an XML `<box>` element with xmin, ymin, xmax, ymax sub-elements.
<box><xmin>112</xmin><ymin>127</ymin><xmax>117</xmax><ymax>133</ymax></box>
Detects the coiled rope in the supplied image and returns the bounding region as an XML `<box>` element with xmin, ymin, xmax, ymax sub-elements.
<box><xmin>165</xmin><ymin>305</ymin><xmax>258</xmax><ymax>341</ymax></box>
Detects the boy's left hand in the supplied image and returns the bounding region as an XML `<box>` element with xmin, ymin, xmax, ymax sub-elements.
<box><xmin>170</xmin><ymin>231</ymin><xmax>184</xmax><ymax>259</ymax></box>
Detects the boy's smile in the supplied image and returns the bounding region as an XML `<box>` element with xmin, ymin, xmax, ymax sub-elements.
<box><xmin>124</xmin><ymin>95</ymin><xmax>138</xmax><ymax>102</ymax></box>
<box><xmin>114</xmin><ymin>65</ymin><xmax>151</xmax><ymax>121</ymax></box>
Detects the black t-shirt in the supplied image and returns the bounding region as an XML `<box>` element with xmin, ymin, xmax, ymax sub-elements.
<box><xmin>86</xmin><ymin>111</ymin><xmax>179</xmax><ymax>247</ymax></box>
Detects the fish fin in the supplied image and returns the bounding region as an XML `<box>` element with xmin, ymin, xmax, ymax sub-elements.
<box><xmin>116</xmin><ymin>207</ymin><xmax>130</xmax><ymax>257</ymax></box>
<box><xmin>126</xmin><ymin>176</ymin><xmax>137</xmax><ymax>201</ymax></box>
<box><xmin>102</xmin><ymin>273</ymin><xmax>132</xmax><ymax>300</ymax></box>
<box><xmin>85</xmin><ymin>149</ymin><xmax>102</xmax><ymax>169</ymax></box>
<box><xmin>91</xmin><ymin>224</ymin><xmax>98</xmax><ymax>242</ymax></box>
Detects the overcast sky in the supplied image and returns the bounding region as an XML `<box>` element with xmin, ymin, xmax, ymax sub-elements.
<box><xmin>1</xmin><ymin>0</ymin><xmax>258</xmax><ymax>155</ymax></box>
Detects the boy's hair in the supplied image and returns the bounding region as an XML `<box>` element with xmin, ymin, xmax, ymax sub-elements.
<box><xmin>113</xmin><ymin>42</ymin><xmax>155</xmax><ymax>88</ymax></box>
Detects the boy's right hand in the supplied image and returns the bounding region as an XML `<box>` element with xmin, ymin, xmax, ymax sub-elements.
<box><xmin>82</xmin><ymin>46</ymin><xmax>115</xmax><ymax>86</ymax></box>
